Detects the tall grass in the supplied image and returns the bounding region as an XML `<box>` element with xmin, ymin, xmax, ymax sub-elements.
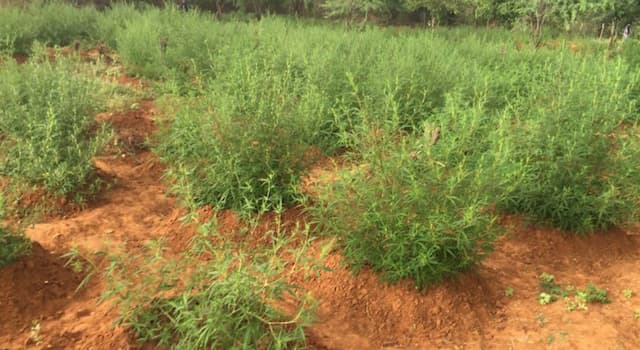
<box><xmin>111</xmin><ymin>12</ymin><xmax>640</xmax><ymax>285</ymax></box>
<box><xmin>103</xmin><ymin>220</ymin><xmax>319</xmax><ymax>349</ymax></box>
<box><xmin>0</xmin><ymin>1</ymin><xmax>100</xmax><ymax>54</ymax></box>
<box><xmin>1</xmin><ymin>0</ymin><xmax>639</xmax><ymax>298</ymax></box>
<box><xmin>0</xmin><ymin>194</ymin><xmax>30</xmax><ymax>268</ymax></box>
<box><xmin>0</xmin><ymin>44</ymin><xmax>110</xmax><ymax>204</ymax></box>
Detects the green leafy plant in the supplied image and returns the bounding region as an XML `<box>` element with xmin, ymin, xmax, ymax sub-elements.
<box><xmin>309</xmin><ymin>108</ymin><xmax>500</xmax><ymax>289</ymax></box>
<box><xmin>538</xmin><ymin>274</ymin><xmax>610</xmax><ymax>310</ymax></box>
<box><xmin>623</xmin><ymin>289</ymin><xmax>634</xmax><ymax>299</ymax></box>
<box><xmin>539</xmin><ymin>273</ymin><xmax>567</xmax><ymax>298</ymax></box>
<box><xmin>0</xmin><ymin>44</ymin><xmax>110</xmax><ymax>207</ymax></box>
<box><xmin>505</xmin><ymin>287</ymin><xmax>515</xmax><ymax>297</ymax></box>
<box><xmin>102</xmin><ymin>219</ymin><xmax>322</xmax><ymax>349</ymax></box>
<box><xmin>494</xmin><ymin>53</ymin><xmax>640</xmax><ymax>232</ymax></box>
<box><xmin>565</xmin><ymin>294</ymin><xmax>588</xmax><ymax>312</ymax></box>
<box><xmin>0</xmin><ymin>227</ymin><xmax>31</xmax><ymax>268</ymax></box>
<box><xmin>581</xmin><ymin>283</ymin><xmax>611</xmax><ymax>304</ymax></box>
<box><xmin>539</xmin><ymin>292</ymin><xmax>555</xmax><ymax>305</ymax></box>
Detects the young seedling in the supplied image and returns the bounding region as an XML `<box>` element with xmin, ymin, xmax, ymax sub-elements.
<box><xmin>635</xmin><ymin>309</ymin><xmax>640</xmax><ymax>320</ymax></box>
<box><xmin>539</xmin><ymin>273</ymin><xmax>555</xmax><ymax>285</ymax></box>
<box><xmin>62</xmin><ymin>246</ymin><xmax>101</xmax><ymax>292</ymax></box>
<box><xmin>505</xmin><ymin>287</ymin><xmax>514</xmax><ymax>297</ymax></box>
<box><xmin>558</xmin><ymin>330</ymin><xmax>569</xmax><ymax>341</ymax></box>
<box><xmin>546</xmin><ymin>333</ymin><xmax>555</xmax><ymax>345</ymax></box>
<box><xmin>623</xmin><ymin>289</ymin><xmax>634</xmax><ymax>299</ymax></box>
<box><xmin>583</xmin><ymin>283</ymin><xmax>610</xmax><ymax>304</ymax></box>
<box><xmin>539</xmin><ymin>273</ymin><xmax>567</xmax><ymax>298</ymax></box>
<box><xmin>29</xmin><ymin>320</ymin><xmax>41</xmax><ymax>345</ymax></box>
<box><xmin>539</xmin><ymin>292</ymin><xmax>555</xmax><ymax>305</ymax></box>
<box><xmin>566</xmin><ymin>292</ymin><xmax>588</xmax><ymax>312</ymax></box>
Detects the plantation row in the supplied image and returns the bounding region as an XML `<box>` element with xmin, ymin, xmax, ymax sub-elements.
<box><xmin>1</xmin><ymin>2</ymin><xmax>640</xmax><ymax>348</ymax></box>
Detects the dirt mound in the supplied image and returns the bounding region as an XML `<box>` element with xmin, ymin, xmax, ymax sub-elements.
<box><xmin>302</xmin><ymin>251</ymin><xmax>501</xmax><ymax>350</ymax></box>
<box><xmin>0</xmin><ymin>243</ymin><xmax>81</xmax><ymax>344</ymax></box>
<box><xmin>96</xmin><ymin>100</ymin><xmax>157</xmax><ymax>154</ymax></box>
<box><xmin>302</xmin><ymin>217</ymin><xmax>640</xmax><ymax>349</ymax></box>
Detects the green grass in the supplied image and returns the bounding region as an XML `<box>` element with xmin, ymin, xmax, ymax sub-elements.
<box><xmin>0</xmin><ymin>193</ymin><xmax>30</xmax><ymax>268</ymax></box>
<box><xmin>0</xmin><ymin>44</ymin><xmax>111</xmax><ymax>206</ymax></box>
<box><xmin>0</xmin><ymin>227</ymin><xmax>31</xmax><ymax>268</ymax></box>
<box><xmin>0</xmin><ymin>0</ymin><xmax>100</xmax><ymax>55</ymax></box>
<box><xmin>1</xmin><ymin>3</ymin><xmax>639</xmax><ymax>344</ymax></box>
<box><xmin>102</xmin><ymin>219</ymin><xmax>320</xmax><ymax>349</ymax></box>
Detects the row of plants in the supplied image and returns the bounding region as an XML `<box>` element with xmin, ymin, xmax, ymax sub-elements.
<box><xmin>116</xmin><ymin>11</ymin><xmax>639</xmax><ymax>287</ymax></box>
<box><xmin>0</xmin><ymin>44</ymin><xmax>111</xmax><ymax>207</ymax></box>
<box><xmin>1</xmin><ymin>3</ymin><xmax>639</xmax><ymax>348</ymax></box>
<box><xmin>79</xmin><ymin>5</ymin><xmax>639</xmax><ymax>287</ymax></box>
<box><xmin>0</xmin><ymin>44</ymin><xmax>111</xmax><ymax>273</ymax></box>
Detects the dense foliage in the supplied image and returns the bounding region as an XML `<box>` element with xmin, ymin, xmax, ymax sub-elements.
<box><xmin>0</xmin><ymin>5</ymin><xmax>639</xmax><ymax>340</ymax></box>
<box><xmin>68</xmin><ymin>0</ymin><xmax>640</xmax><ymax>33</ymax></box>
<box><xmin>0</xmin><ymin>45</ymin><xmax>109</xmax><ymax>203</ymax></box>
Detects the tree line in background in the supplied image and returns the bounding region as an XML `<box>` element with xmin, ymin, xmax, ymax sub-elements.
<box><xmin>62</xmin><ymin>0</ymin><xmax>640</xmax><ymax>37</ymax></box>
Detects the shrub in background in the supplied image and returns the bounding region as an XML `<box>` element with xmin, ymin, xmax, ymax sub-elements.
<box><xmin>494</xmin><ymin>54</ymin><xmax>640</xmax><ymax>232</ymax></box>
<box><xmin>155</xmin><ymin>81</ymin><xmax>317</xmax><ymax>214</ymax></box>
<box><xmin>0</xmin><ymin>1</ymin><xmax>99</xmax><ymax>54</ymax></box>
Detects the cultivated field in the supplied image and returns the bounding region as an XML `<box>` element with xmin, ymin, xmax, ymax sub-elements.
<box><xmin>1</xmin><ymin>2</ymin><xmax>640</xmax><ymax>349</ymax></box>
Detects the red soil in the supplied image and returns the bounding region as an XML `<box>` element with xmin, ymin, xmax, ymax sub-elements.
<box><xmin>1</xmin><ymin>58</ymin><xmax>639</xmax><ymax>350</ymax></box>
<box><xmin>303</xmin><ymin>219</ymin><xmax>640</xmax><ymax>349</ymax></box>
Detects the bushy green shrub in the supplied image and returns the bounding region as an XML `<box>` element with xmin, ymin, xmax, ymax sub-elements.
<box><xmin>0</xmin><ymin>45</ymin><xmax>110</xmax><ymax>202</ymax></box>
<box><xmin>94</xmin><ymin>3</ymin><xmax>142</xmax><ymax>49</ymax></box>
<box><xmin>494</xmin><ymin>54</ymin><xmax>640</xmax><ymax>232</ymax></box>
<box><xmin>0</xmin><ymin>1</ymin><xmax>99</xmax><ymax>54</ymax></box>
<box><xmin>155</xmin><ymin>86</ymin><xmax>318</xmax><ymax>214</ymax></box>
<box><xmin>308</xmin><ymin>96</ymin><xmax>500</xmax><ymax>289</ymax></box>
<box><xmin>113</xmin><ymin>7</ymin><xmax>224</xmax><ymax>80</ymax></box>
